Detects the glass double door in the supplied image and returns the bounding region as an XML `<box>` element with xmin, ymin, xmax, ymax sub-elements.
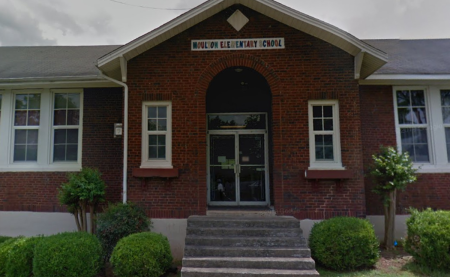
<box><xmin>208</xmin><ymin>132</ymin><xmax>268</xmax><ymax>206</ymax></box>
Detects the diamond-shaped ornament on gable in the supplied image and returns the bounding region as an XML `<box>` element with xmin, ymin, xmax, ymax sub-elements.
<box><xmin>227</xmin><ymin>10</ymin><xmax>249</xmax><ymax>32</ymax></box>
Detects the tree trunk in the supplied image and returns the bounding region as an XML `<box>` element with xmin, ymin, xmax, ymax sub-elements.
<box><xmin>81</xmin><ymin>202</ymin><xmax>87</xmax><ymax>232</ymax></box>
<box><xmin>73</xmin><ymin>209</ymin><xmax>82</xmax><ymax>232</ymax></box>
<box><xmin>384</xmin><ymin>189</ymin><xmax>397</xmax><ymax>250</ymax></box>
<box><xmin>89</xmin><ymin>205</ymin><xmax>95</xmax><ymax>234</ymax></box>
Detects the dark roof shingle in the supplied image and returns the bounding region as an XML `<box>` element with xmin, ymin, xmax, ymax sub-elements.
<box><xmin>0</xmin><ymin>45</ymin><xmax>120</xmax><ymax>80</ymax></box>
<box><xmin>1</xmin><ymin>39</ymin><xmax>450</xmax><ymax>80</ymax></box>
<box><xmin>364</xmin><ymin>39</ymin><xmax>450</xmax><ymax>75</ymax></box>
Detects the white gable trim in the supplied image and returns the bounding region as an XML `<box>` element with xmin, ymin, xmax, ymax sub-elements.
<box><xmin>97</xmin><ymin>0</ymin><xmax>387</xmax><ymax>80</ymax></box>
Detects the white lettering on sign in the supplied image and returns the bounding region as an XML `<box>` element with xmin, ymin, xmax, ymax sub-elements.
<box><xmin>191</xmin><ymin>38</ymin><xmax>285</xmax><ymax>51</ymax></box>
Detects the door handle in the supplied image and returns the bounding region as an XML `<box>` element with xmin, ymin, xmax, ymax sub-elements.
<box><xmin>234</xmin><ymin>164</ymin><xmax>241</xmax><ymax>174</ymax></box>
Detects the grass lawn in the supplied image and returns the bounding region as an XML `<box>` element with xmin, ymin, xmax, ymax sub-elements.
<box><xmin>318</xmin><ymin>248</ymin><xmax>450</xmax><ymax>277</ymax></box>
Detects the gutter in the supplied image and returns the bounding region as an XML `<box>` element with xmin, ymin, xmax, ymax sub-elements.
<box><xmin>0</xmin><ymin>75</ymin><xmax>104</xmax><ymax>83</ymax></box>
<box><xmin>96</xmin><ymin>69</ymin><xmax>129</xmax><ymax>204</ymax></box>
<box><xmin>0</xmin><ymin>77</ymin><xmax>122</xmax><ymax>89</ymax></box>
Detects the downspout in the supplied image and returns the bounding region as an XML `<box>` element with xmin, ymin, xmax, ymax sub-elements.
<box><xmin>96</xmin><ymin>67</ymin><xmax>129</xmax><ymax>204</ymax></box>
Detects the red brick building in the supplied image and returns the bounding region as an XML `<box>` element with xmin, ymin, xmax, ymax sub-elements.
<box><xmin>1</xmin><ymin>0</ymin><xmax>449</xmax><ymax>258</ymax></box>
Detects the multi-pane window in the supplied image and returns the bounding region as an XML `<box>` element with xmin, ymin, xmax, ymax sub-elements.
<box><xmin>441</xmin><ymin>90</ymin><xmax>450</xmax><ymax>162</ymax></box>
<box><xmin>313</xmin><ymin>106</ymin><xmax>334</xmax><ymax>160</ymax></box>
<box><xmin>396</xmin><ymin>90</ymin><xmax>429</xmax><ymax>162</ymax></box>
<box><xmin>142</xmin><ymin>101</ymin><xmax>172</xmax><ymax>168</ymax></box>
<box><xmin>0</xmin><ymin>89</ymin><xmax>82</xmax><ymax>171</ymax></box>
<box><xmin>147</xmin><ymin>106</ymin><xmax>167</xmax><ymax>159</ymax></box>
<box><xmin>308</xmin><ymin>100</ymin><xmax>342</xmax><ymax>169</ymax></box>
<box><xmin>13</xmin><ymin>93</ymin><xmax>41</xmax><ymax>162</ymax></box>
<box><xmin>53</xmin><ymin>93</ymin><xmax>81</xmax><ymax>162</ymax></box>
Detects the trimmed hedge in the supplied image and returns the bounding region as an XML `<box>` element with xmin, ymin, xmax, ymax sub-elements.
<box><xmin>5</xmin><ymin>236</ymin><xmax>42</xmax><ymax>277</ymax></box>
<box><xmin>0</xmin><ymin>237</ymin><xmax>12</xmax><ymax>245</ymax></box>
<box><xmin>96</xmin><ymin>202</ymin><xmax>150</xmax><ymax>261</ymax></box>
<box><xmin>309</xmin><ymin>217</ymin><xmax>380</xmax><ymax>271</ymax></box>
<box><xmin>110</xmin><ymin>232</ymin><xmax>173</xmax><ymax>277</ymax></box>
<box><xmin>0</xmin><ymin>237</ymin><xmax>21</xmax><ymax>277</ymax></box>
<box><xmin>33</xmin><ymin>232</ymin><xmax>103</xmax><ymax>277</ymax></box>
<box><xmin>405</xmin><ymin>208</ymin><xmax>450</xmax><ymax>270</ymax></box>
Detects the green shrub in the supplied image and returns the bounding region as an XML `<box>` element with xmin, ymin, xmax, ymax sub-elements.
<box><xmin>110</xmin><ymin>232</ymin><xmax>173</xmax><ymax>277</ymax></box>
<box><xmin>33</xmin><ymin>232</ymin><xmax>102</xmax><ymax>277</ymax></box>
<box><xmin>0</xmin><ymin>237</ymin><xmax>12</xmax><ymax>245</ymax></box>
<box><xmin>5</xmin><ymin>236</ymin><xmax>42</xmax><ymax>277</ymax></box>
<box><xmin>96</xmin><ymin>202</ymin><xmax>150</xmax><ymax>261</ymax></box>
<box><xmin>405</xmin><ymin>208</ymin><xmax>450</xmax><ymax>270</ymax></box>
<box><xmin>309</xmin><ymin>217</ymin><xmax>380</xmax><ymax>271</ymax></box>
<box><xmin>58</xmin><ymin>167</ymin><xmax>106</xmax><ymax>233</ymax></box>
<box><xmin>0</xmin><ymin>237</ymin><xmax>21</xmax><ymax>276</ymax></box>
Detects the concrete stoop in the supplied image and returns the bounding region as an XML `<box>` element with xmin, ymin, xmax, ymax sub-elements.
<box><xmin>181</xmin><ymin>216</ymin><xmax>319</xmax><ymax>277</ymax></box>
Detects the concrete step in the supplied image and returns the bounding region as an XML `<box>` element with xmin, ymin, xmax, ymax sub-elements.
<box><xmin>187</xmin><ymin>227</ymin><xmax>302</xmax><ymax>237</ymax></box>
<box><xmin>181</xmin><ymin>267</ymin><xmax>320</xmax><ymax>277</ymax></box>
<box><xmin>184</xmin><ymin>246</ymin><xmax>311</xmax><ymax>258</ymax></box>
<box><xmin>185</xmin><ymin>236</ymin><xmax>306</xmax><ymax>248</ymax></box>
<box><xmin>182</xmin><ymin>257</ymin><xmax>316</xmax><ymax>270</ymax></box>
<box><xmin>206</xmin><ymin>210</ymin><xmax>276</xmax><ymax>217</ymax></box>
<box><xmin>188</xmin><ymin>216</ymin><xmax>300</xmax><ymax>229</ymax></box>
<box><xmin>182</xmin><ymin>216</ymin><xmax>317</xmax><ymax>277</ymax></box>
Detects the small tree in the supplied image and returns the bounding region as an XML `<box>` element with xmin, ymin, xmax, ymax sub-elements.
<box><xmin>58</xmin><ymin>167</ymin><xmax>106</xmax><ymax>233</ymax></box>
<box><xmin>370</xmin><ymin>146</ymin><xmax>417</xmax><ymax>249</ymax></box>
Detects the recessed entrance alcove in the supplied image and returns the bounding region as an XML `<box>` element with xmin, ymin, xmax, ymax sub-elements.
<box><xmin>206</xmin><ymin>66</ymin><xmax>271</xmax><ymax>114</ymax></box>
<box><xmin>206</xmin><ymin>67</ymin><xmax>273</xmax><ymax>207</ymax></box>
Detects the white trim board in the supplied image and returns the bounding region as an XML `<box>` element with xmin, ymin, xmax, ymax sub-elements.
<box><xmin>360</xmin><ymin>74</ymin><xmax>450</xmax><ymax>85</ymax></box>
<box><xmin>0</xmin><ymin>79</ymin><xmax>121</xmax><ymax>89</ymax></box>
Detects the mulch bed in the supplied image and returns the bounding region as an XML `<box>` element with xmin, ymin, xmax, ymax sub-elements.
<box><xmin>376</xmin><ymin>247</ymin><xmax>413</xmax><ymax>273</ymax></box>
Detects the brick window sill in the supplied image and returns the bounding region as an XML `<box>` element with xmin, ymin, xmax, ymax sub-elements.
<box><xmin>304</xmin><ymin>169</ymin><xmax>353</xmax><ymax>187</ymax></box>
<box><xmin>132</xmin><ymin>168</ymin><xmax>179</xmax><ymax>187</ymax></box>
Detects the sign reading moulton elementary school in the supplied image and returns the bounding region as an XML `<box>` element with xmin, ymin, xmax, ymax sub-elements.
<box><xmin>192</xmin><ymin>38</ymin><xmax>285</xmax><ymax>51</ymax></box>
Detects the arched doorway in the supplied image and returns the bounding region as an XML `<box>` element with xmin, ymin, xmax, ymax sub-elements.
<box><xmin>206</xmin><ymin>67</ymin><xmax>272</xmax><ymax>206</ymax></box>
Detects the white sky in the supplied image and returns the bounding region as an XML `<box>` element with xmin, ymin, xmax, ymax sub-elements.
<box><xmin>1</xmin><ymin>0</ymin><xmax>449</xmax><ymax>46</ymax></box>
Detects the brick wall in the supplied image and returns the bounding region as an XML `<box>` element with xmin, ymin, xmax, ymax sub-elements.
<box><xmin>126</xmin><ymin>5</ymin><xmax>366</xmax><ymax>219</ymax></box>
<box><xmin>0</xmin><ymin>88</ymin><xmax>123</xmax><ymax>212</ymax></box>
<box><xmin>360</xmin><ymin>85</ymin><xmax>450</xmax><ymax>215</ymax></box>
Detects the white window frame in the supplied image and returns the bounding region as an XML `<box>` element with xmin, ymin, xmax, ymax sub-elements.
<box><xmin>308</xmin><ymin>100</ymin><xmax>344</xmax><ymax>170</ymax></box>
<box><xmin>50</xmin><ymin>89</ymin><xmax>84</xmax><ymax>165</ymax></box>
<box><xmin>141</xmin><ymin>101</ymin><xmax>172</xmax><ymax>169</ymax></box>
<box><xmin>442</xmin><ymin>89</ymin><xmax>450</xmax><ymax>162</ymax></box>
<box><xmin>11</xmin><ymin>91</ymin><xmax>42</xmax><ymax>163</ymax></box>
<box><xmin>393</xmin><ymin>86</ymin><xmax>450</xmax><ymax>173</ymax></box>
<box><xmin>0</xmin><ymin>88</ymin><xmax>83</xmax><ymax>172</ymax></box>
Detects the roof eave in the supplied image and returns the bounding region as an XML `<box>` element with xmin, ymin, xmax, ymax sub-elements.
<box><xmin>359</xmin><ymin>74</ymin><xmax>450</xmax><ymax>85</ymax></box>
<box><xmin>0</xmin><ymin>76</ymin><xmax>121</xmax><ymax>88</ymax></box>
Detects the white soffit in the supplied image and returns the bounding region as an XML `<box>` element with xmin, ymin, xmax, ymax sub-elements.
<box><xmin>98</xmin><ymin>0</ymin><xmax>388</xmax><ymax>79</ymax></box>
